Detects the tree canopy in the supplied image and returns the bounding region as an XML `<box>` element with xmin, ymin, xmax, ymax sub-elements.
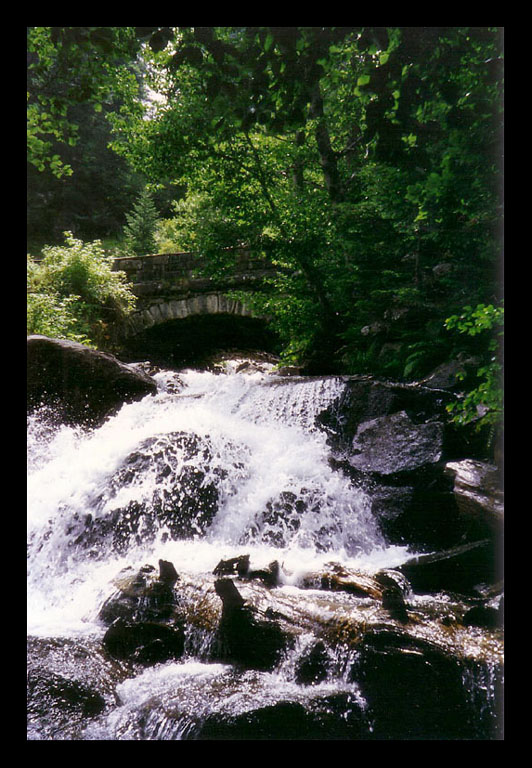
<box><xmin>27</xmin><ymin>26</ymin><xmax>503</xmax><ymax>440</ymax></box>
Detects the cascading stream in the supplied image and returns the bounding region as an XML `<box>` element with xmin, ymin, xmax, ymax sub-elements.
<box><xmin>27</xmin><ymin>359</ymin><xmax>503</xmax><ymax>740</ymax></box>
<box><xmin>28</xmin><ymin>363</ymin><xmax>409</xmax><ymax>638</ymax></box>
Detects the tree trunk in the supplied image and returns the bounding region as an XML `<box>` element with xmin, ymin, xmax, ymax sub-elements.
<box><xmin>309</xmin><ymin>82</ymin><xmax>343</xmax><ymax>203</ymax></box>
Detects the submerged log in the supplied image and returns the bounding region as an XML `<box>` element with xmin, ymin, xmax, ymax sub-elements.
<box><xmin>397</xmin><ymin>539</ymin><xmax>502</xmax><ymax>596</ymax></box>
<box><xmin>298</xmin><ymin>561</ymin><xmax>384</xmax><ymax>599</ymax></box>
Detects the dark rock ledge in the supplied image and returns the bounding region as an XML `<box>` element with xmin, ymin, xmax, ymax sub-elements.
<box><xmin>27</xmin><ymin>335</ymin><xmax>157</xmax><ymax>427</ymax></box>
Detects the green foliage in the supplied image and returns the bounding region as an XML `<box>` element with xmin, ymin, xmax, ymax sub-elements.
<box><xmin>27</xmin><ymin>233</ymin><xmax>136</xmax><ymax>348</ymax></box>
<box><xmin>107</xmin><ymin>26</ymin><xmax>501</xmax><ymax>379</ymax></box>
<box><xmin>27</xmin><ymin>27</ymin><xmax>503</xmax><ymax>440</ymax></box>
<box><xmin>27</xmin><ymin>27</ymin><xmax>141</xmax><ymax>178</ymax></box>
<box><xmin>154</xmin><ymin>217</ymin><xmax>185</xmax><ymax>253</ymax></box>
<box><xmin>445</xmin><ymin>303</ymin><xmax>504</xmax><ymax>337</ymax></box>
<box><xmin>27</xmin><ymin>27</ymin><xmax>149</xmax><ymax>249</ymax></box>
<box><xmin>123</xmin><ymin>188</ymin><xmax>160</xmax><ymax>256</ymax></box>
<box><xmin>27</xmin><ymin>284</ymin><xmax>92</xmax><ymax>345</ymax></box>
<box><xmin>444</xmin><ymin>303</ymin><xmax>504</xmax><ymax>430</ymax></box>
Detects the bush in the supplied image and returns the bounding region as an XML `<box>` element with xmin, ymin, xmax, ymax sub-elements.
<box><xmin>27</xmin><ymin>287</ymin><xmax>92</xmax><ymax>345</ymax></box>
<box><xmin>27</xmin><ymin>232</ymin><xmax>136</xmax><ymax>348</ymax></box>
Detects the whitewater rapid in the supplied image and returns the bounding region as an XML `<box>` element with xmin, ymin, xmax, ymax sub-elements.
<box><xmin>27</xmin><ymin>363</ymin><xmax>410</xmax><ymax>638</ymax></box>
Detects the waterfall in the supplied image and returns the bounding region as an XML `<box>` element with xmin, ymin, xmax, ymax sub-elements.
<box><xmin>27</xmin><ymin>365</ymin><xmax>404</xmax><ymax>637</ymax></box>
<box><xmin>27</xmin><ymin>360</ymin><xmax>503</xmax><ymax>740</ymax></box>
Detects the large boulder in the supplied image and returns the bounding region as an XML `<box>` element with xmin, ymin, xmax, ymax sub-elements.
<box><xmin>348</xmin><ymin>410</ymin><xmax>444</xmax><ymax>475</ymax></box>
<box><xmin>98</xmin><ymin>561</ymin><xmax>182</xmax><ymax>626</ymax></box>
<box><xmin>418</xmin><ymin>356</ymin><xmax>480</xmax><ymax>391</ymax></box>
<box><xmin>102</xmin><ymin>619</ymin><xmax>186</xmax><ymax>665</ymax></box>
<box><xmin>317</xmin><ymin>376</ymin><xmax>455</xmax><ymax>452</ymax></box>
<box><xmin>99</xmin><ymin>560</ymin><xmax>186</xmax><ymax>666</ymax></box>
<box><xmin>74</xmin><ymin>432</ymin><xmax>231</xmax><ymax>555</ymax></box>
<box><xmin>355</xmin><ymin>628</ymin><xmax>503</xmax><ymax>740</ymax></box>
<box><xmin>27</xmin><ymin>335</ymin><xmax>157</xmax><ymax>427</ymax></box>
<box><xmin>317</xmin><ymin>376</ymin><xmax>499</xmax><ymax>551</ymax></box>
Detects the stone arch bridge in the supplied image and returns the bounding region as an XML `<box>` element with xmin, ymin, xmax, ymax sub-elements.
<box><xmin>113</xmin><ymin>249</ymin><xmax>274</xmax><ymax>335</ymax></box>
<box><xmin>112</xmin><ymin>249</ymin><xmax>278</xmax><ymax>364</ymax></box>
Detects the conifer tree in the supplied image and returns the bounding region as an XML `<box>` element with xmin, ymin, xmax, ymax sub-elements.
<box><xmin>123</xmin><ymin>187</ymin><xmax>159</xmax><ymax>255</ymax></box>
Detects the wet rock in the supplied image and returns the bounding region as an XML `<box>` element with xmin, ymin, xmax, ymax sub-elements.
<box><xmin>318</xmin><ymin>378</ymin><xmax>473</xmax><ymax>551</ymax></box>
<box><xmin>248</xmin><ymin>560</ymin><xmax>280</xmax><ymax>588</ymax></box>
<box><xmin>418</xmin><ymin>356</ymin><xmax>479</xmax><ymax>391</ymax></box>
<box><xmin>275</xmin><ymin>365</ymin><xmax>305</xmax><ymax>377</ymax></box>
<box><xmin>159</xmin><ymin>558</ymin><xmax>179</xmax><ymax>586</ymax></box>
<box><xmin>194</xmin><ymin>695</ymin><xmax>368</xmax><ymax>740</ymax></box>
<box><xmin>365</xmin><ymin>465</ymin><xmax>472</xmax><ymax>551</ymax></box>
<box><xmin>397</xmin><ymin>539</ymin><xmax>501</xmax><ymax>596</ymax></box>
<box><xmin>374</xmin><ymin>568</ymin><xmax>412</xmax><ymax>597</ymax></box>
<box><xmin>355</xmin><ymin>628</ymin><xmax>502</xmax><ymax>739</ymax></box>
<box><xmin>295</xmin><ymin>641</ymin><xmax>330</xmax><ymax>685</ymax></box>
<box><xmin>107</xmin><ymin>432</ymin><xmax>221</xmax><ymax>540</ymax></box>
<box><xmin>214</xmin><ymin>578</ymin><xmax>289</xmax><ymax>670</ymax></box>
<box><xmin>213</xmin><ymin>555</ymin><xmax>251</xmax><ymax>578</ymax></box>
<box><xmin>348</xmin><ymin>410</ymin><xmax>444</xmax><ymax>475</ymax></box>
<box><xmin>214</xmin><ymin>577</ymin><xmax>247</xmax><ymax>611</ymax></box>
<box><xmin>102</xmin><ymin>618</ymin><xmax>185</xmax><ymax>664</ymax></box>
<box><xmin>128</xmin><ymin>360</ymin><xmax>164</xmax><ymax>378</ymax></box>
<box><xmin>252</xmin><ymin>491</ymin><xmax>309</xmax><ymax>548</ymax></box>
<box><xmin>444</xmin><ymin>459</ymin><xmax>503</xmax><ymax>536</ymax></box>
<box><xmin>27</xmin><ymin>636</ymin><xmax>129</xmax><ymax>740</ymax></box>
<box><xmin>213</xmin><ymin>555</ymin><xmax>280</xmax><ymax>588</ymax></box>
<box><xmin>27</xmin><ymin>670</ymin><xmax>107</xmax><ymax>740</ymax></box>
<box><xmin>98</xmin><ymin>563</ymin><xmax>180</xmax><ymax>625</ymax></box>
<box><xmin>78</xmin><ymin>432</ymin><xmax>232</xmax><ymax>553</ymax></box>
<box><xmin>316</xmin><ymin>376</ymin><xmax>454</xmax><ymax>453</ymax></box>
<box><xmin>462</xmin><ymin>604</ymin><xmax>502</xmax><ymax>631</ymax></box>
<box><xmin>381</xmin><ymin>586</ymin><xmax>409</xmax><ymax>624</ymax></box>
<box><xmin>99</xmin><ymin>564</ymin><xmax>187</xmax><ymax>665</ymax></box>
<box><xmin>27</xmin><ymin>335</ymin><xmax>157</xmax><ymax>427</ymax></box>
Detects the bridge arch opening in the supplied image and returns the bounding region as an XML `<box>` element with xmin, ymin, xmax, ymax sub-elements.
<box><xmin>121</xmin><ymin>313</ymin><xmax>281</xmax><ymax>370</ymax></box>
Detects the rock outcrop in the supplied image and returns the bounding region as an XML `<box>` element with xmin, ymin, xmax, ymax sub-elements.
<box><xmin>318</xmin><ymin>375</ymin><xmax>503</xmax><ymax>551</ymax></box>
<box><xmin>27</xmin><ymin>335</ymin><xmax>157</xmax><ymax>427</ymax></box>
<box><xmin>444</xmin><ymin>459</ymin><xmax>503</xmax><ymax>537</ymax></box>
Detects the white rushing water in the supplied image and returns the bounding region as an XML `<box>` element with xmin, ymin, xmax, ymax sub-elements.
<box><xmin>27</xmin><ymin>362</ymin><xmax>410</xmax><ymax>639</ymax></box>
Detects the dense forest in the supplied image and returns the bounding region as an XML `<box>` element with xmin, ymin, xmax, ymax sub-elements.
<box><xmin>27</xmin><ymin>27</ymin><xmax>504</xmax><ymax>446</ymax></box>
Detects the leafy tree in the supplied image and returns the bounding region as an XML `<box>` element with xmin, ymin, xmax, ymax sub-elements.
<box><xmin>27</xmin><ymin>100</ymin><xmax>146</xmax><ymax>251</ymax></box>
<box><xmin>27</xmin><ymin>27</ymin><xmax>153</xmax><ymax>252</ymax></box>
<box><xmin>108</xmin><ymin>26</ymin><xmax>501</xmax><ymax>373</ymax></box>
<box><xmin>27</xmin><ymin>27</ymin><xmax>141</xmax><ymax>177</ymax></box>
<box><xmin>27</xmin><ymin>26</ymin><xmax>503</xmax><ymax>395</ymax></box>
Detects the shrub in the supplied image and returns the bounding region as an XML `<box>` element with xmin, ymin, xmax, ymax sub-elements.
<box><xmin>27</xmin><ymin>232</ymin><xmax>136</xmax><ymax>348</ymax></box>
